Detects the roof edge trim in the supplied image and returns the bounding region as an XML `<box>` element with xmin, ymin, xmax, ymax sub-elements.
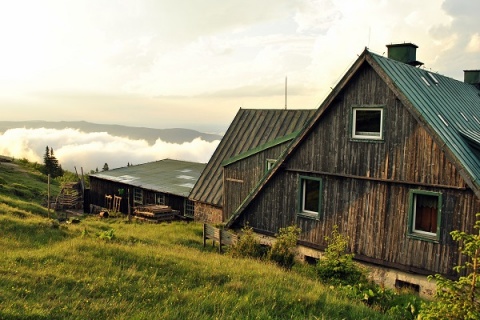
<box><xmin>222</xmin><ymin>131</ymin><xmax>300</xmax><ymax>167</ymax></box>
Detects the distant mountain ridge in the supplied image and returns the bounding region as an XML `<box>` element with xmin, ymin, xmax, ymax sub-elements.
<box><xmin>0</xmin><ymin>121</ymin><xmax>222</xmax><ymax>145</ymax></box>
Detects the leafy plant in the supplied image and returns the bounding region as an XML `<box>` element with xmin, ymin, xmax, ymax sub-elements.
<box><xmin>267</xmin><ymin>225</ymin><xmax>300</xmax><ymax>269</ymax></box>
<box><xmin>228</xmin><ymin>224</ymin><xmax>265</xmax><ymax>259</ymax></box>
<box><xmin>98</xmin><ymin>228</ymin><xmax>115</xmax><ymax>241</ymax></box>
<box><xmin>316</xmin><ymin>225</ymin><xmax>365</xmax><ymax>284</ymax></box>
<box><xmin>419</xmin><ymin>213</ymin><xmax>480</xmax><ymax>319</ymax></box>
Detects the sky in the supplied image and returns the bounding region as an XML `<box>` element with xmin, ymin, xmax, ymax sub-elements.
<box><xmin>1</xmin><ymin>0</ymin><xmax>479</xmax><ymax>132</ymax></box>
<box><xmin>0</xmin><ymin>0</ymin><xmax>479</xmax><ymax>172</ymax></box>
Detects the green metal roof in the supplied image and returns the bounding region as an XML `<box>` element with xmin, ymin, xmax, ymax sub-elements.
<box><xmin>90</xmin><ymin>159</ymin><xmax>206</xmax><ymax>197</ymax></box>
<box><xmin>189</xmin><ymin>108</ymin><xmax>316</xmax><ymax>206</ymax></box>
<box><xmin>370</xmin><ymin>52</ymin><xmax>480</xmax><ymax>186</ymax></box>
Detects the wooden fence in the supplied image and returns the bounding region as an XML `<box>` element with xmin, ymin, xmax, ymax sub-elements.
<box><xmin>203</xmin><ymin>224</ymin><xmax>238</xmax><ymax>253</ymax></box>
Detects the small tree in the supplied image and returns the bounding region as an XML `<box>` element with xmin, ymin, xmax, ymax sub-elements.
<box><xmin>316</xmin><ymin>225</ymin><xmax>365</xmax><ymax>284</ymax></box>
<box><xmin>102</xmin><ymin>163</ymin><xmax>109</xmax><ymax>171</ymax></box>
<box><xmin>43</xmin><ymin>146</ymin><xmax>64</xmax><ymax>178</ymax></box>
<box><xmin>267</xmin><ymin>225</ymin><xmax>300</xmax><ymax>269</ymax></box>
<box><xmin>419</xmin><ymin>214</ymin><xmax>480</xmax><ymax>319</ymax></box>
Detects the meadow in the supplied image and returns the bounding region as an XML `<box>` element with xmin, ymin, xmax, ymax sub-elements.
<box><xmin>0</xmin><ymin>159</ymin><xmax>401</xmax><ymax>319</ymax></box>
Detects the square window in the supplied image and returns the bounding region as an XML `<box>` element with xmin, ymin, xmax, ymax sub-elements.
<box><xmin>408</xmin><ymin>190</ymin><xmax>441</xmax><ymax>241</ymax></box>
<box><xmin>298</xmin><ymin>176</ymin><xmax>322</xmax><ymax>219</ymax></box>
<box><xmin>352</xmin><ymin>107</ymin><xmax>384</xmax><ymax>140</ymax></box>
<box><xmin>185</xmin><ymin>200</ymin><xmax>195</xmax><ymax>217</ymax></box>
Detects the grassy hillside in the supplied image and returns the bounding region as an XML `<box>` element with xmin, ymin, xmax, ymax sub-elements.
<box><xmin>0</xmin><ymin>157</ymin><xmax>60</xmax><ymax>205</ymax></box>
<box><xmin>0</xmin><ymin>159</ymin><xmax>395</xmax><ymax>319</ymax></box>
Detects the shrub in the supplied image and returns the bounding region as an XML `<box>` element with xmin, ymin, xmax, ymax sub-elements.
<box><xmin>229</xmin><ymin>224</ymin><xmax>265</xmax><ymax>259</ymax></box>
<box><xmin>267</xmin><ymin>225</ymin><xmax>300</xmax><ymax>269</ymax></box>
<box><xmin>316</xmin><ymin>225</ymin><xmax>365</xmax><ymax>284</ymax></box>
<box><xmin>419</xmin><ymin>213</ymin><xmax>480</xmax><ymax>320</ymax></box>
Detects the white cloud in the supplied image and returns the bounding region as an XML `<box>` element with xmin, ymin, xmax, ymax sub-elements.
<box><xmin>0</xmin><ymin>0</ymin><xmax>478</xmax><ymax>129</ymax></box>
<box><xmin>466</xmin><ymin>33</ymin><xmax>480</xmax><ymax>53</ymax></box>
<box><xmin>0</xmin><ymin>128</ymin><xmax>219</xmax><ymax>172</ymax></box>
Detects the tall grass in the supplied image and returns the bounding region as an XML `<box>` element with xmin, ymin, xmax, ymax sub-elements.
<box><xmin>0</xmin><ymin>159</ymin><xmax>392</xmax><ymax>319</ymax></box>
<box><xmin>0</xmin><ymin>216</ymin><xmax>391</xmax><ymax>319</ymax></box>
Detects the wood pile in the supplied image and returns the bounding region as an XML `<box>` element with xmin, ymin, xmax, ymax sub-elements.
<box><xmin>134</xmin><ymin>205</ymin><xmax>179</xmax><ymax>223</ymax></box>
<box><xmin>55</xmin><ymin>182</ymin><xmax>82</xmax><ymax>210</ymax></box>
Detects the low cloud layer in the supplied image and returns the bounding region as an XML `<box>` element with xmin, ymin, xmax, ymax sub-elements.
<box><xmin>0</xmin><ymin>128</ymin><xmax>219</xmax><ymax>172</ymax></box>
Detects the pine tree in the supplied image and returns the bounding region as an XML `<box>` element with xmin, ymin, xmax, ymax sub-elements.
<box><xmin>43</xmin><ymin>145</ymin><xmax>64</xmax><ymax>178</ymax></box>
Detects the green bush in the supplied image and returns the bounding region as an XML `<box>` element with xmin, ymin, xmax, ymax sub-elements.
<box><xmin>267</xmin><ymin>225</ymin><xmax>300</xmax><ymax>269</ymax></box>
<box><xmin>419</xmin><ymin>213</ymin><xmax>480</xmax><ymax>319</ymax></box>
<box><xmin>229</xmin><ymin>224</ymin><xmax>265</xmax><ymax>259</ymax></box>
<box><xmin>316</xmin><ymin>225</ymin><xmax>365</xmax><ymax>285</ymax></box>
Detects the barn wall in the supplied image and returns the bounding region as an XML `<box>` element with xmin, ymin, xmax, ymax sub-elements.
<box><xmin>239</xmin><ymin>64</ymin><xmax>480</xmax><ymax>276</ymax></box>
<box><xmin>224</xmin><ymin>143</ymin><xmax>287</xmax><ymax>221</ymax></box>
<box><xmin>89</xmin><ymin>176</ymin><xmax>187</xmax><ymax>215</ymax></box>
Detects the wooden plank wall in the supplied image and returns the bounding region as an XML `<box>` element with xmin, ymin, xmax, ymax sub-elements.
<box><xmin>89</xmin><ymin>177</ymin><xmax>187</xmax><ymax>215</ymax></box>
<box><xmin>223</xmin><ymin>143</ymin><xmax>287</xmax><ymax>221</ymax></box>
<box><xmin>238</xmin><ymin>64</ymin><xmax>480</xmax><ymax>276</ymax></box>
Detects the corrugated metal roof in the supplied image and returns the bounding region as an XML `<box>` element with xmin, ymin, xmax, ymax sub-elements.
<box><xmin>189</xmin><ymin>108</ymin><xmax>316</xmax><ymax>206</ymax></box>
<box><xmin>371</xmin><ymin>52</ymin><xmax>480</xmax><ymax>185</ymax></box>
<box><xmin>90</xmin><ymin>159</ymin><xmax>206</xmax><ymax>197</ymax></box>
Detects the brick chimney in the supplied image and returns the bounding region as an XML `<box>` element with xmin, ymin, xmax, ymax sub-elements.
<box><xmin>386</xmin><ymin>43</ymin><xmax>423</xmax><ymax>67</ymax></box>
<box><xmin>464</xmin><ymin>70</ymin><xmax>480</xmax><ymax>89</ymax></box>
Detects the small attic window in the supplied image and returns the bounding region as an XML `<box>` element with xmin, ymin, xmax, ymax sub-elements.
<box><xmin>352</xmin><ymin>107</ymin><xmax>384</xmax><ymax>140</ymax></box>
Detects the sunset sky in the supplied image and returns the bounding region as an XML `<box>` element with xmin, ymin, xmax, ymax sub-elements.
<box><xmin>1</xmin><ymin>0</ymin><xmax>479</xmax><ymax>133</ymax></box>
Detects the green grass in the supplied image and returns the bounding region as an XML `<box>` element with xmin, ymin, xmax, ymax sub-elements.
<box><xmin>0</xmin><ymin>158</ymin><xmax>60</xmax><ymax>204</ymax></box>
<box><xmin>0</xmin><ymin>216</ymin><xmax>392</xmax><ymax>319</ymax></box>
<box><xmin>0</xmin><ymin>158</ymin><xmax>397</xmax><ymax>319</ymax></box>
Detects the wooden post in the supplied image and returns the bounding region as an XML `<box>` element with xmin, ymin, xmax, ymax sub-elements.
<box><xmin>127</xmin><ymin>189</ymin><xmax>131</xmax><ymax>221</ymax></box>
<box><xmin>218</xmin><ymin>228</ymin><xmax>222</xmax><ymax>253</ymax></box>
<box><xmin>203</xmin><ymin>224</ymin><xmax>207</xmax><ymax>247</ymax></box>
<box><xmin>47</xmin><ymin>174</ymin><xmax>50</xmax><ymax>218</ymax></box>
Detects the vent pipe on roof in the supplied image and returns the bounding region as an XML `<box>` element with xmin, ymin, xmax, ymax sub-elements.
<box><xmin>386</xmin><ymin>43</ymin><xmax>423</xmax><ymax>67</ymax></box>
<box><xmin>464</xmin><ymin>70</ymin><xmax>480</xmax><ymax>89</ymax></box>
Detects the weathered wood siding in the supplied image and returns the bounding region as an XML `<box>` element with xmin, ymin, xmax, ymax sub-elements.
<box><xmin>239</xmin><ymin>64</ymin><xmax>480</xmax><ymax>276</ymax></box>
<box><xmin>223</xmin><ymin>143</ymin><xmax>288</xmax><ymax>221</ymax></box>
<box><xmin>89</xmin><ymin>176</ymin><xmax>187</xmax><ymax>215</ymax></box>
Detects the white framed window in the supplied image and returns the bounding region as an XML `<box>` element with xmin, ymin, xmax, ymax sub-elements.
<box><xmin>298</xmin><ymin>176</ymin><xmax>322</xmax><ymax>219</ymax></box>
<box><xmin>408</xmin><ymin>190</ymin><xmax>442</xmax><ymax>241</ymax></box>
<box><xmin>352</xmin><ymin>107</ymin><xmax>384</xmax><ymax>140</ymax></box>
<box><xmin>185</xmin><ymin>200</ymin><xmax>195</xmax><ymax>217</ymax></box>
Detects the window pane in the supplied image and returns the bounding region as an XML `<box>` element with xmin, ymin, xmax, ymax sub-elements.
<box><xmin>304</xmin><ymin>179</ymin><xmax>320</xmax><ymax>213</ymax></box>
<box><xmin>414</xmin><ymin>194</ymin><xmax>438</xmax><ymax>233</ymax></box>
<box><xmin>355</xmin><ymin>110</ymin><xmax>381</xmax><ymax>136</ymax></box>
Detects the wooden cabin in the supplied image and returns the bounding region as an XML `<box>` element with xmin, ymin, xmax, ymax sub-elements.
<box><xmin>89</xmin><ymin>159</ymin><xmax>205</xmax><ymax>218</ymax></box>
<box><xmin>189</xmin><ymin>108</ymin><xmax>316</xmax><ymax>223</ymax></box>
<box><xmin>224</xmin><ymin>43</ymin><xmax>480</xmax><ymax>296</ymax></box>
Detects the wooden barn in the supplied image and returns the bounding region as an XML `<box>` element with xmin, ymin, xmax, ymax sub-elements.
<box><xmin>89</xmin><ymin>159</ymin><xmax>205</xmax><ymax>218</ymax></box>
<box><xmin>224</xmin><ymin>43</ymin><xmax>480</xmax><ymax>296</ymax></box>
<box><xmin>189</xmin><ymin>108</ymin><xmax>316</xmax><ymax>223</ymax></box>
